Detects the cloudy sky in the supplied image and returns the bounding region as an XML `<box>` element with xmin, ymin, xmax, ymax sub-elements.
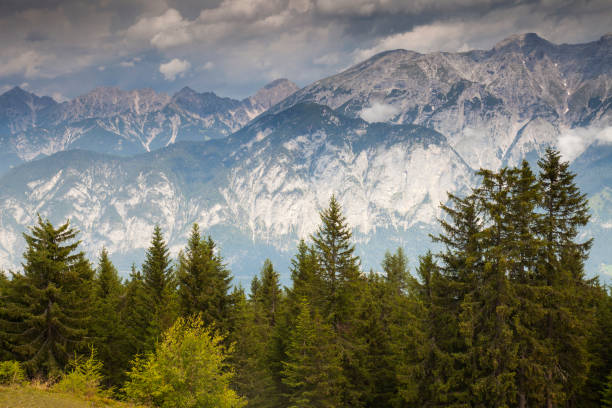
<box><xmin>0</xmin><ymin>0</ymin><xmax>610</xmax><ymax>100</ymax></box>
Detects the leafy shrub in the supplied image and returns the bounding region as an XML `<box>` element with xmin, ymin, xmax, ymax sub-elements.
<box><xmin>123</xmin><ymin>315</ymin><xmax>246</xmax><ymax>408</ymax></box>
<box><xmin>54</xmin><ymin>347</ymin><xmax>108</xmax><ymax>399</ymax></box>
<box><xmin>0</xmin><ymin>360</ymin><xmax>26</xmax><ymax>385</ymax></box>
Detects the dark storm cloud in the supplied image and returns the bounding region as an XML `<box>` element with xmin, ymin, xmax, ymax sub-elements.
<box><xmin>0</xmin><ymin>0</ymin><xmax>610</xmax><ymax>99</ymax></box>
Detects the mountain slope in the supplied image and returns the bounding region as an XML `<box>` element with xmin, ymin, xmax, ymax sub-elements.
<box><xmin>0</xmin><ymin>103</ymin><xmax>472</xmax><ymax>281</ymax></box>
<box><xmin>271</xmin><ymin>33</ymin><xmax>612</xmax><ymax>170</ymax></box>
<box><xmin>0</xmin><ymin>79</ymin><xmax>299</xmax><ymax>174</ymax></box>
<box><xmin>1</xmin><ymin>34</ymin><xmax>611</xmax><ymax>281</ymax></box>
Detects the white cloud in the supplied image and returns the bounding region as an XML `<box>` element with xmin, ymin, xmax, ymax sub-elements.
<box><xmin>353</xmin><ymin>2</ymin><xmax>612</xmax><ymax>61</ymax></box>
<box><xmin>119</xmin><ymin>57</ymin><xmax>142</xmax><ymax>68</ymax></box>
<box><xmin>51</xmin><ymin>92</ymin><xmax>69</xmax><ymax>102</ymax></box>
<box><xmin>359</xmin><ymin>101</ymin><xmax>399</xmax><ymax>123</ymax></box>
<box><xmin>159</xmin><ymin>58</ymin><xmax>191</xmax><ymax>81</ymax></box>
<box><xmin>557</xmin><ymin>126</ymin><xmax>612</xmax><ymax>161</ymax></box>
<box><xmin>599</xmin><ymin>263</ymin><xmax>612</xmax><ymax>278</ymax></box>
<box><xmin>314</xmin><ymin>53</ymin><xmax>340</xmax><ymax>66</ymax></box>
<box><xmin>127</xmin><ymin>8</ymin><xmax>193</xmax><ymax>49</ymax></box>
<box><xmin>0</xmin><ymin>51</ymin><xmax>46</xmax><ymax>78</ymax></box>
<box><xmin>202</xmin><ymin>61</ymin><xmax>214</xmax><ymax>70</ymax></box>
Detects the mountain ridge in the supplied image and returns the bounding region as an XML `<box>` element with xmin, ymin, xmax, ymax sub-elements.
<box><xmin>0</xmin><ymin>79</ymin><xmax>299</xmax><ymax>174</ymax></box>
<box><xmin>0</xmin><ymin>33</ymin><xmax>610</xmax><ymax>281</ymax></box>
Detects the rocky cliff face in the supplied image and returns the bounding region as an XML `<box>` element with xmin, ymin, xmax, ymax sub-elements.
<box><xmin>0</xmin><ymin>34</ymin><xmax>610</xmax><ymax>281</ymax></box>
<box><xmin>272</xmin><ymin>33</ymin><xmax>611</xmax><ymax>170</ymax></box>
<box><xmin>0</xmin><ymin>103</ymin><xmax>472</xmax><ymax>279</ymax></box>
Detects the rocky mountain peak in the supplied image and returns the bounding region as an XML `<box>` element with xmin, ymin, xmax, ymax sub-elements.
<box><xmin>493</xmin><ymin>32</ymin><xmax>552</xmax><ymax>52</ymax></box>
<box><xmin>2</xmin><ymin>86</ymin><xmax>31</xmax><ymax>98</ymax></box>
<box><xmin>174</xmin><ymin>86</ymin><xmax>198</xmax><ymax>98</ymax></box>
<box><xmin>247</xmin><ymin>79</ymin><xmax>300</xmax><ymax>111</ymax></box>
<box><xmin>0</xmin><ymin>86</ymin><xmax>56</xmax><ymax>107</ymax></box>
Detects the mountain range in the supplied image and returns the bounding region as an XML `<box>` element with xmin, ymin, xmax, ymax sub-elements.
<box><xmin>0</xmin><ymin>33</ymin><xmax>610</xmax><ymax>284</ymax></box>
<box><xmin>0</xmin><ymin>78</ymin><xmax>299</xmax><ymax>174</ymax></box>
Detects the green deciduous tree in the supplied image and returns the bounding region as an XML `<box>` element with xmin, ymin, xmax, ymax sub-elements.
<box><xmin>124</xmin><ymin>314</ymin><xmax>245</xmax><ymax>408</ymax></box>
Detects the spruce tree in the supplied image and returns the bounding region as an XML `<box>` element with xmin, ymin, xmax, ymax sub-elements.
<box><xmin>311</xmin><ymin>195</ymin><xmax>361</xmax><ymax>324</ymax></box>
<box><xmin>361</xmin><ymin>248</ymin><xmax>413</xmax><ymax>407</ymax></box>
<box><xmin>382</xmin><ymin>247</ymin><xmax>410</xmax><ymax>294</ymax></box>
<box><xmin>397</xmin><ymin>252</ymin><xmax>441</xmax><ymax>407</ymax></box>
<box><xmin>0</xmin><ymin>270</ymin><xmax>12</xmax><ymax>361</ymax></box>
<box><xmin>176</xmin><ymin>224</ymin><xmax>234</xmax><ymax>332</ymax></box>
<box><xmin>311</xmin><ymin>195</ymin><xmax>366</xmax><ymax>406</ymax></box>
<box><xmin>0</xmin><ymin>217</ymin><xmax>93</xmax><ymax>376</ymax></box>
<box><xmin>252</xmin><ymin>260</ymin><xmax>286</xmax><ymax>406</ymax></box>
<box><xmin>122</xmin><ymin>265</ymin><xmax>153</xmax><ymax>355</ymax></box>
<box><xmin>141</xmin><ymin>225</ymin><xmax>176</xmax><ymax>343</ymax></box>
<box><xmin>90</xmin><ymin>248</ymin><xmax>130</xmax><ymax>387</ymax></box>
<box><xmin>142</xmin><ymin>225</ymin><xmax>173</xmax><ymax>303</ymax></box>
<box><xmin>230</xmin><ymin>287</ymin><xmax>279</xmax><ymax>408</ymax></box>
<box><xmin>468</xmin><ymin>167</ymin><xmax>520</xmax><ymax>407</ymax></box>
<box><xmin>579</xmin><ymin>286</ymin><xmax>612</xmax><ymax>407</ymax></box>
<box><xmin>502</xmin><ymin>162</ymin><xmax>549</xmax><ymax>407</ymax></box>
<box><xmin>281</xmin><ymin>298</ymin><xmax>343</xmax><ymax>408</ymax></box>
<box><xmin>253</xmin><ymin>259</ymin><xmax>282</xmax><ymax>325</ymax></box>
<box><xmin>286</xmin><ymin>240</ymin><xmax>324</xmax><ymax>317</ymax></box>
<box><xmin>537</xmin><ymin>148</ymin><xmax>594</xmax><ymax>406</ymax></box>
<box><xmin>430</xmin><ymin>192</ymin><xmax>481</xmax><ymax>406</ymax></box>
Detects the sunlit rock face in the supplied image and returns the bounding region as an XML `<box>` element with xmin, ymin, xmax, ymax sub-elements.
<box><xmin>0</xmin><ymin>34</ymin><xmax>610</xmax><ymax>281</ymax></box>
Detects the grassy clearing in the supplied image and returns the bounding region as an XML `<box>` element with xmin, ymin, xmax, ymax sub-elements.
<box><xmin>0</xmin><ymin>385</ymin><xmax>139</xmax><ymax>408</ymax></box>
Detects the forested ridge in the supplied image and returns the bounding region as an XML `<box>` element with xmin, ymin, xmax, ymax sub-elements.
<box><xmin>0</xmin><ymin>148</ymin><xmax>611</xmax><ymax>408</ymax></box>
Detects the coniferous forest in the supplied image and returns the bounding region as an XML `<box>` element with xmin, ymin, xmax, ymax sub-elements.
<box><xmin>1</xmin><ymin>148</ymin><xmax>611</xmax><ymax>407</ymax></box>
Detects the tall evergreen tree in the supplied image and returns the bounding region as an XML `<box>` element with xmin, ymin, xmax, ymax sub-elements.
<box><xmin>176</xmin><ymin>224</ymin><xmax>234</xmax><ymax>332</ymax></box>
<box><xmin>467</xmin><ymin>167</ymin><xmax>520</xmax><ymax>407</ymax></box>
<box><xmin>230</xmin><ymin>287</ymin><xmax>279</xmax><ymax>408</ymax></box>
<box><xmin>0</xmin><ymin>270</ymin><xmax>12</xmax><ymax>361</ymax></box>
<box><xmin>430</xmin><ymin>193</ymin><xmax>482</xmax><ymax>406</ymax></box>
<box><xmin>397</xmin><ymin>252</ymin><xmax>443</xmax><ymax>407</ymax></box>
<box><xmin>285</xmin><ymin>240</ymin><xmax>324</xmax><ymax>317</ymax></box>
<box><xmin>252</xmin><ymin>259</ymin><xmax>282</xmax><ymax>325</ymax></box>
<box><xmin>141</xmin><ymin>225</ymin><xmax>177</xmax><ymax>343</ymax></box>
<box><xmin>311</xmin><ymin>196</ymin><xmax>367</xmax><ymax>406</ymax></box>
<box><xmin>281</xmin><ymin>298</ymin><xmax>343</xmax><ymax>408</ymax></box>
<box><xmin>122</xmin><ymin>265</ymin><xmax>153</xmax><ymax>355</ymax></box>
<box><xmin>360</xmin><ymin>248</ymin><xmax>413</xmax><ymax>407</ymax></box>
<box><xmin>311</xmin><ymin>195</ymin><xmax>361</xmax><ymax>325</ymax></box>
<box><xmin>579</xmin><ymin>285</ymin><xmax>612</xmax><ymax>407</ymax></box>
<box><xmin>382</xmin><ymin>247</ymin><xmax>410</xmax><ymax>294</ymax></box>
<box><xmin>0</xmin><ymin>217</ymin><xmax>93</xmax><ymax>376</ymax></box>
<box><xmin>142</xmin><ymin>225</ymin><xmax>173</xmax><ymax>303</ymax></box>
<box><xmin>537</xmin><ymin>148</ymin><xmax>595</xmax><ymax>406</ymax></box>
<box><xmin>90</xmin><ymin>248</ymin><xmax>130</xmax><ymax>387</ymax></box>
<box><xmin>499</xmin><ymin>162</ymin><xmax>550</xmax><ymax>407</ymax></box>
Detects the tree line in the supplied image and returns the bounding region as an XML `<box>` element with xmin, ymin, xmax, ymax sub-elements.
<box><xmin>0</xmin><ymin>148</ymin><xmax>611</xmax><ymax>407</ymax></box>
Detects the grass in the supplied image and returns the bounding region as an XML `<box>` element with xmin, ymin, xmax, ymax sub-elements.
<box><xmin>0</xmin><ymin>385</ymin><xmax>140</xmax><ymax>408</ymax></box>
